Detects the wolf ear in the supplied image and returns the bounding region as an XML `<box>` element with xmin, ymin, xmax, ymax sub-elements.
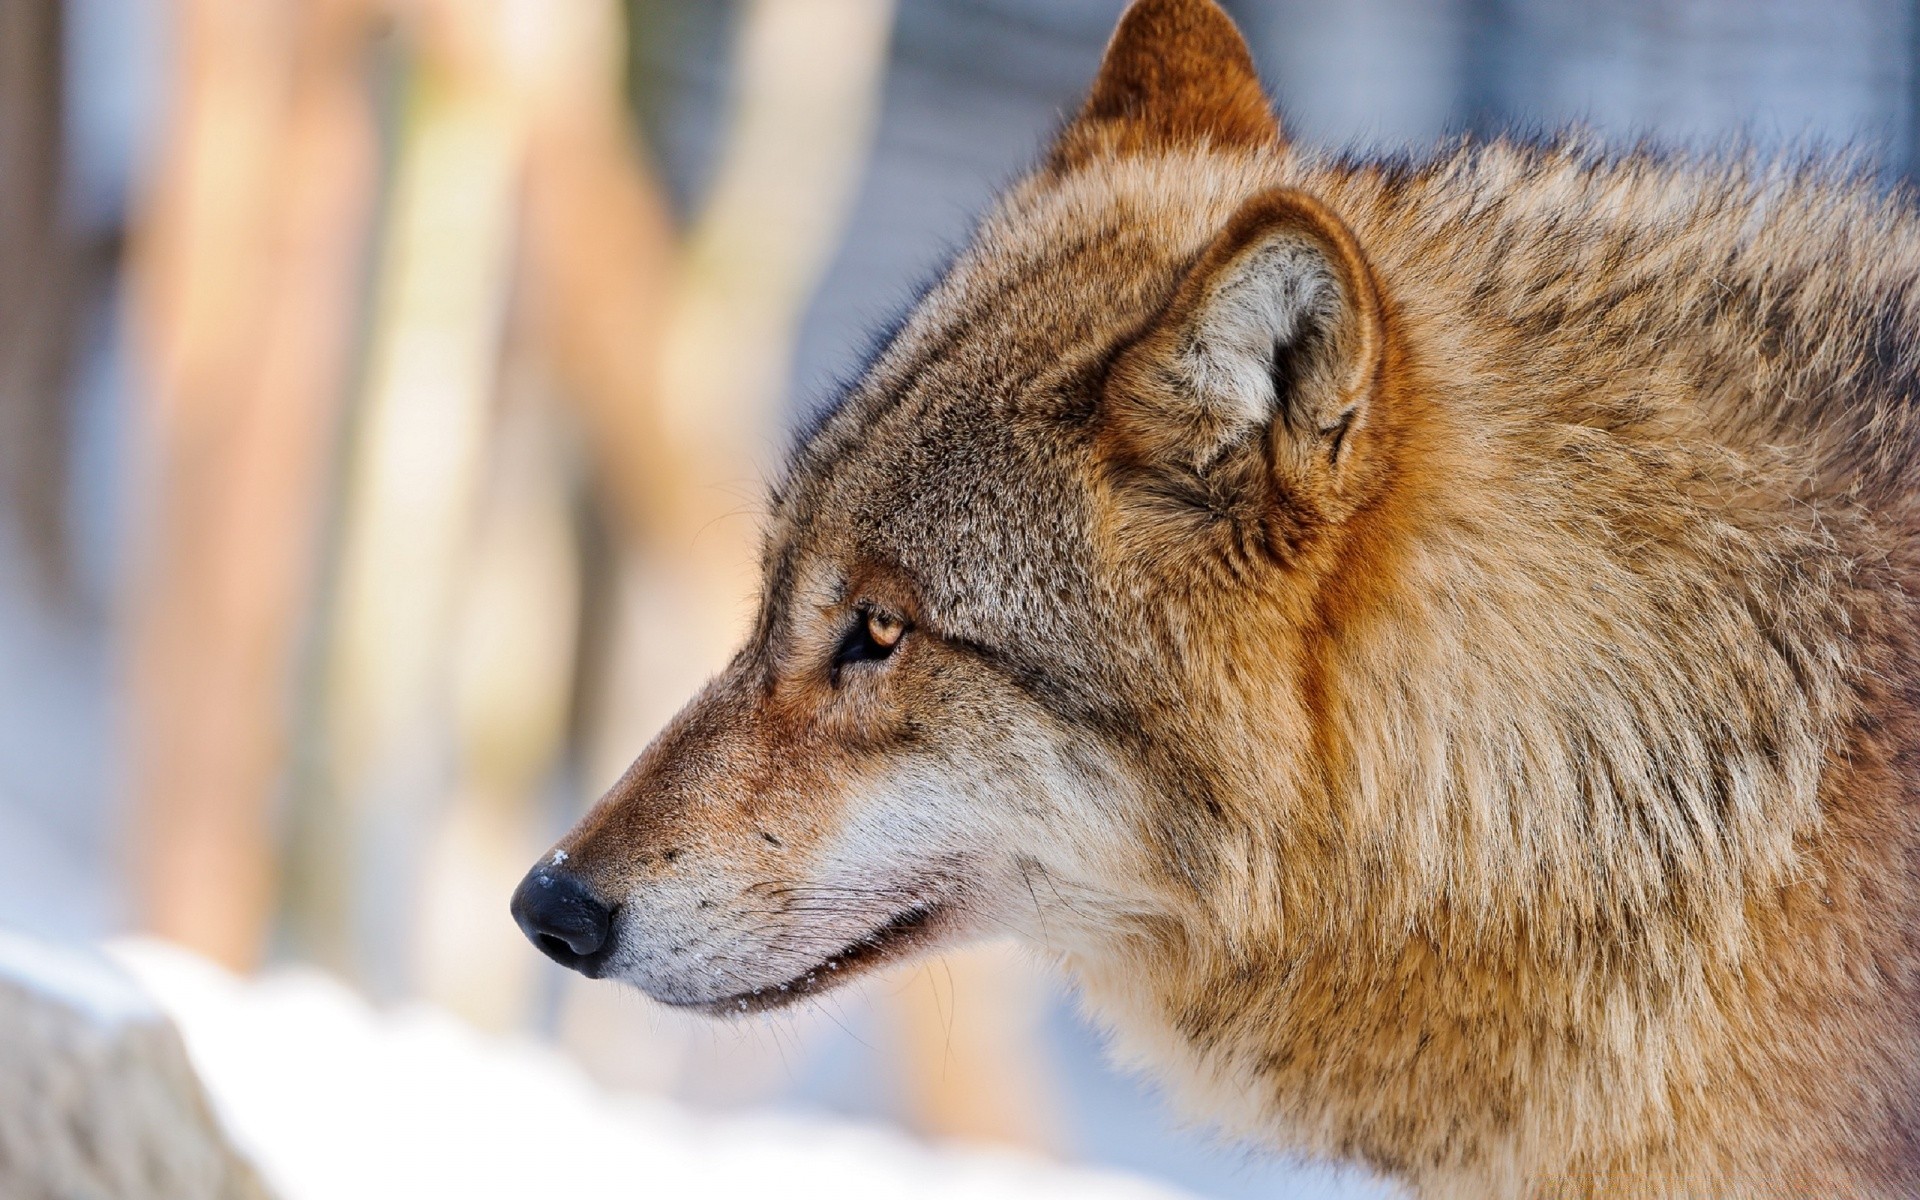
<box><xmin>1050</xmin><ymin>0</ymin><xmax>1280</xmax><ymax>170</ymax></box>
<box><xmin>1108</xmin><ymin>189</ymin><xmax>1387</xmax><ymax>511</ymax></box>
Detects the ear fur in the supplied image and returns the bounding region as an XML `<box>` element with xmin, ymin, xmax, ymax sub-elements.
<box><xmin>1108</xmin><ymin>189</ymin><xmax>1388</xmax><ymax>515</ymax></box>
<box><xmin>1050</xmin><ymin>0</ymin><xmax>1281</xmax><ymax>170</ymax></box>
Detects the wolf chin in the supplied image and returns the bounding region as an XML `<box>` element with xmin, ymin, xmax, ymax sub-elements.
<box><xmin>512</xmin><ymin>2</ymin><xmax>1920</xmax><ymax>1194</ymax></box>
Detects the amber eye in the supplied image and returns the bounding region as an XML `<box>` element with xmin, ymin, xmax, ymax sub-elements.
<box><xmin>832</xmin><ymin>608</ymin><xmax>907</xmax><ymax>681</ymax></box>
<box><xmin>866</xmin><ymin>610</ymin><xmax>905</xmax><ymax>650</ymax></box>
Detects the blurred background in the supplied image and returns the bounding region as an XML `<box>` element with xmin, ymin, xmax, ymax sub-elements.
<box><xmin>3</xmin><ymin>1</ymin><xmax>1919</xmax><ymax>1196</ymax></box>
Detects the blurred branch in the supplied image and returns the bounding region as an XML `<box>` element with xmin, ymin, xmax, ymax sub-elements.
<box><xmin>127</xmin><ymin>0</ymin><xmax>380</xmax><ymax>969</ymax></box>
<box><xmin>519</xmin><ymin>0</ymin><xmax>679</xmax><ymax>544</ymax></box>
<box><xmin>0</xmin><ymin>0</ymin><xmax>79</xmax><ymax>597</ymax></box>
<box><xmin>522</xmin><ymin>0</ymin><xmax>899</xmax><ymax>603</ymax></box>
<box><xmin>655</xmin><ymin>0</ymin><xmax>897</xmax><ymax>642</ymax></box>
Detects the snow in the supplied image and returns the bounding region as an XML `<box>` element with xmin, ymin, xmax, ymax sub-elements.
<box><xmin>0</xmin><ymin>927</ymin><xmax>159</xmax><ymax>1028</ymax></box>
<box><xmin>109</xmin><ymin>939</ymin><xmax>1198</xmax><ymax>1200</ymax></box>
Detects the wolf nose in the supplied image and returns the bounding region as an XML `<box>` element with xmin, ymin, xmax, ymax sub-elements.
<box><xmin>511</xmin><ymin>865</ymin><xmax>613</xmax><ymax>971</ymax></box>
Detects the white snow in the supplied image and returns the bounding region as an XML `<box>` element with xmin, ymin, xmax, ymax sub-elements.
<box><xmin>0</xmin><ymin>927</ymin><xmax>159</xmax><ymax>1028</ymax></box>
<box><xmin>109</xmin><ymin>938</ymin><xmax>1196</xmax><ymax>1200</ymax></box>
<box><xmin>550</xmin><ymin>849</ymin><xmax>568</xmax><ymax>867</ymax></box>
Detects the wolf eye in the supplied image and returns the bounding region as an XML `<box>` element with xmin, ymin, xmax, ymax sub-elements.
<box><xmin>833</xmin><ymin>609</ymin><xmax>907</xmax><ymax>680</ymax></box>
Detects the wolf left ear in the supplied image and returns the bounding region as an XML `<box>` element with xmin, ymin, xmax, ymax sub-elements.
<box><xmin>1108</xmin><ymin>189</ymin><xmax>1387</xmax><ymax>515</ymax></box>
<box><xmin>1051</xmin><ymin>0</ymin><xmax>1280</xmax><ymax>170</ymax></box>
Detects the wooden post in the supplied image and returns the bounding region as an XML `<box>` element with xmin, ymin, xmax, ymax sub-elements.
<box><xmin>0</xmin><ymin>0</ymin><xmax>78</xmax><ymax>594</ymax></box>
<box><xmin>126</xmin><ymin>0</ymin><xmax>378</xmax><ymax>969</ymax></box>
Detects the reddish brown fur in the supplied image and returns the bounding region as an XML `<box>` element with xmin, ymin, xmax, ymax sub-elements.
<box><xmin>1053</xmin><ymin>0</ymin><xmax>1274</xmax><ymax>169</ymax></box>
<box><xmin>530</xmin><ymin>2</ymin><xmax>1920</xmax><ymax>1194</ymax></box>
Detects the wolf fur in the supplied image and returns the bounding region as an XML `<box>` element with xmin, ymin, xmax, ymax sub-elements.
<box><xmin>525</xmin><ymin>2</ymin><xmax>1920</xmax><ymax>1193</ymax></box>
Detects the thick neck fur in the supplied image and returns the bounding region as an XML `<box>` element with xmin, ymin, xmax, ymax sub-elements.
<box><xmin>1038</xmin><ymin>141</ymin><xmax>1920</xmax><ymax>1197</ymax></box>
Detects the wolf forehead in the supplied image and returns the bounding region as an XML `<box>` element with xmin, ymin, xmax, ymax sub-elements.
<box><xmin>764</xmin><ymin>366</ymin><xmax>1106</xmax><ymax>671</ymax></box>
<box><xmin>767</xmin><ymin>158</ymin><xmax>1285</xmax><ymax>624</ymax></box>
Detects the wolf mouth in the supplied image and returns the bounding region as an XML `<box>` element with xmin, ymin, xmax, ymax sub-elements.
<box><xmin>677</xmin><ymin>900</ymin><xmax>951</xmax><ymax>1016</ymax></box>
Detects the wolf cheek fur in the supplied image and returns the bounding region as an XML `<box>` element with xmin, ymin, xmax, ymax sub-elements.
<box><xmin>512</xmin><ymin>1</ymin><xmax>1920</xmax><ymax>1195</ymax></box>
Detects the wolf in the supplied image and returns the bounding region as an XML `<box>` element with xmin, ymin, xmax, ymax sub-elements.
<box><xmin>512</xmin><ymin>1</ymin><xmax>1920</xmax><ymax>1194</ymax></box>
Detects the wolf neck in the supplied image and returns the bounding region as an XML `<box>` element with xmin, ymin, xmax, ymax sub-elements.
<box><xmin>1077</xmin><ymin>256</ymin><xmax>1913</xmax><ymax>1192</ymax></box>
<box><xmin>1076</xmin><ymin>519</ymin><xmax>1908</xmax><ymax>1192</ymax></box>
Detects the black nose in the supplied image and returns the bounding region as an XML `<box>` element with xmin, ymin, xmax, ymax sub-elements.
<box><xmin>511</xmin><ymin>864</ymin><xmax>614</xmax><ymax>974</ymax></box>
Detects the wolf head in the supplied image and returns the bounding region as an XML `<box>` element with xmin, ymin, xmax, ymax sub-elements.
<box><xmin>511</xmin><ymin>0</ymin><xmax>1413</xmax><ymax>1012</ymax></box>
<box><xmin>512</xmin><ymin>0</ymin><xmax>1827</xmax><ymax>1031</ymax></box>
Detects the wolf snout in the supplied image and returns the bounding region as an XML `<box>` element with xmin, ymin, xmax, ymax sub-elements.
<box><xmin>510</xmin><ymin>863</ymin><xmax>614</xmax><ymax>975</ymax></box>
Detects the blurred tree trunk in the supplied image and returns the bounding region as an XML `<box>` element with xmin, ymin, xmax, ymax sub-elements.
<box><xmin>297</xmin><ymin>0</ymin><xmax>526</xmax><ymax>993</ymax></box>
<box><xmin>127</xmin><ymin>0</ymin><xmax>378</xmax><ymax>969</ymax></box>
<box><xmin>406</xmin><ymin>0</ymin><xmax>674</xmax><ymax>1028</ymax></box>
<box><xmin>520</xmin><ymin>0</ymin><xmax>679</xmax><ymax>547</ymax></box>
<box><xmin>0</xmin><ymin>0</ymin><xmax>78</xmax><ymax>595</ymax></box>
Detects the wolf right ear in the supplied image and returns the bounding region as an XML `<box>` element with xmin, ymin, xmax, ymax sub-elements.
<box><xmin>1107</xmin><ymin>188</ymin><xmax>1388</xmax><ymax>519</ymax></box>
